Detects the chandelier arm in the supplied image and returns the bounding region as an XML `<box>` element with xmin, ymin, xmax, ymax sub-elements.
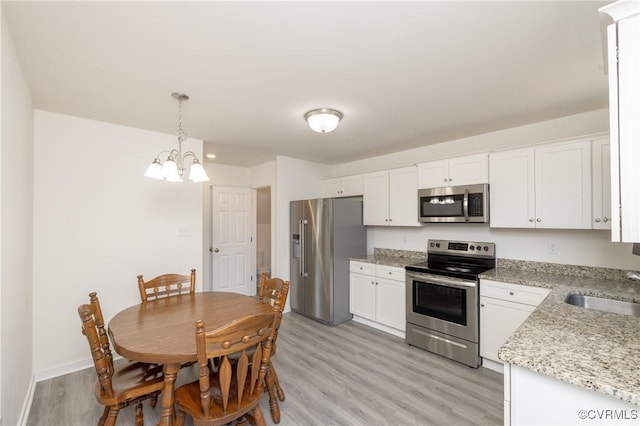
<box><xmin>182</xmin><ymin>151</ymin><xmax>198</xmax><ymax>161</ymax></box>
<box><xmin>153</xmin><ymin>149</ymin><xmax>174</xmax><ymax>159</ymax></box>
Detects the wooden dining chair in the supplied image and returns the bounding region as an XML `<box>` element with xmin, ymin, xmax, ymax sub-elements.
<box><xmin>78</xmin><ymin>292</ymin><xmax>164</xmax><ymax>426</ymax></box>
<box><xmin>257</xmin><ymin>273</ymin><xmax>291</xmax><ymax>411</ymax></box>
<box><xmin>174</xmin><ymin>312</ymin><xmax>276</xmax><ymax>426</ymax></box>
<box><xmin>137</xmin><ymin>268</ymin><xmax>196</xmax><ymax>302</ymax></box>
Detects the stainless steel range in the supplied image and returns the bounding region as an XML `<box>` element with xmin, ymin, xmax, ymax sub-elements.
<box><xmin>405</xmin><ymin>239</ymin><xmax>496</xmax><ymax>367</ymax></box>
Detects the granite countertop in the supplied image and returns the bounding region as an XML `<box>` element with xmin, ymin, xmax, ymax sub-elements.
<box><xmin>481</xmin><ymin>261</ymin><xmax>640</xmax><ymax>406</ymax></box>
<box><xmin>350</xmin><ymin>248</ymin><xmax>425</xmax><ymax>268</ymax></box>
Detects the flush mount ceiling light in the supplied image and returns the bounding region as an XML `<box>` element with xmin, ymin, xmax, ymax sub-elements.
<box><xmin>144</xmin><ymin>93</ymin><xmax>210</xmax><ymax>183</ymax></box>
<box><xmin>304</xmin><ymin>108</ymin><xmax>343</xmax><ymax>133</ymax></box>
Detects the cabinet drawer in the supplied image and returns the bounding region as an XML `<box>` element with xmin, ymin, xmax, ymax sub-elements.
<box><xmin>350</xmin><ymin>261</ymin><xmax>375</xmax><ymax>276</ymax></box>
<box><xmin>376</xmin><ymin>265</ymin><xmax>405</xmax><ymax>282</ymax></box>
<box><xmin>480</xmin><ymin>279</ymin><xmax>550</xmax><ymax>306</ymax></box>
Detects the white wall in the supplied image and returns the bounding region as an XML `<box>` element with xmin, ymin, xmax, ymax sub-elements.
<box><xmin>368</xmin><ymin>227</ymin><xmax>639</xmax><ymax>270</ymax></box>
<box><xmin>204</xmin><ymin>163</ymin><xmax>250</xmax><ymax>187</ymax></box>
<box><xmin>334</xmin><ymin>109</ymin><xmax>610</xmax><ymax>175</ymax></box>
<box><xmin>1</xmin><ymin>11</ymin><xmax>35</xmax><ymax>425</ymax></box>
<box><xmin>274</xmin><ymin>156</ymin><xmax>330</xmax><ymax>291</ymax></box>
<box><xmin>33</xmin><ymin>111</ymin><xmax>204</xmax><ymax>379</ymax></box>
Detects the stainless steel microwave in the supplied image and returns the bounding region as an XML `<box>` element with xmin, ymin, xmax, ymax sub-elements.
<box><xmin>418</xmin><ymin>183</ymin><xmax>489</xmax><ymax>223</ymax></box>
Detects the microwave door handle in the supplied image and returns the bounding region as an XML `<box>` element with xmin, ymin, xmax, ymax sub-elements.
<box><xmin>463</xmin><ymin>189</ymin><xmax>469</xmax><ymax>222</ymax></box>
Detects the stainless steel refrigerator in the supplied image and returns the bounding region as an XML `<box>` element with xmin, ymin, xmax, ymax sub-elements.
<box><xmin>290</xmin><ymin>198</ymin><xmax>366</xmax><ymax>325</ymax></box>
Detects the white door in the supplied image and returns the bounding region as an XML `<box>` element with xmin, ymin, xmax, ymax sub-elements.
<box><xmin>388</xmin><ymin>166</ymin><xmax>420</xmax><ymax>226</ymax></box>
<box><xmin>417</xmin><ymin>159</ymin><xmax>449</xmax><ymax>188</ymax></box>
<box><xmin>592</xmin><ymin>138</ymin><xmax>611</xmax><ymax>230</ymax></box>
<box><xmin>448</xmin><ymin>153</ymin><xmax>489</xmax><ymax>186</ymax></box>
<box><xmin>375</xmin><ymin>277</ymin><xmax>406</xmax><ymax>331</ymax></box>
<box><xmin>363</xmin><ymin>171</ymin><xmax>389</xmax><ymax>225</ymax></box>
<box><xmin>535</xmin><ymin>140</ymin><xmax>592</xmax><ymax>229</ymax></box>
<box><xmin>349</xmin><ymin>272</ymin><xmax>376</xmax><ymax>320</ymax></box>
<box><xmin>210</xmin><ymin>186</ymin><xmax>254</xmax><ymax>295</ymax></box>
<box><xmin>489</xmin><ymin>148</ymin><xmax>536</xmax><ymax>228</ymax></box>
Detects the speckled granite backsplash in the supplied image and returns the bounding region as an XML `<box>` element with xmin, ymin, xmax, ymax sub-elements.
<box><xmin>497</xmin><ymin>258</ymin><xmax>632</xmax><ymax>281</ymax></box>
<box><xmin>373</xmin><ymin>248</ymin><xmax>425</xmax><ymax>262</ymax></box>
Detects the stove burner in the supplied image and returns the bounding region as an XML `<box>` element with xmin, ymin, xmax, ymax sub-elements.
<box><xmin>445</xmin><ymin>266</ymin><xmax>471</xmax><ymax>273</ymax></box>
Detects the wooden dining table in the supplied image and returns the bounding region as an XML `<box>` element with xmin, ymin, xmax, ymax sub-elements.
<box><xmin>108</xmin><ymin>291</ymin><xmax>275</xmax><ymax>426</ymax></box>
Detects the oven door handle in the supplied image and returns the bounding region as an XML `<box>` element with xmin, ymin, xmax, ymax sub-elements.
<box><xmin>407</xmin><ymin>272</ymin><xmax>477</xmax><ymax>289</ymax></box>
<box><xmin>463</xmin><ymin>189</ymin><xmax>469</xmax><ymax>222</ymax></box>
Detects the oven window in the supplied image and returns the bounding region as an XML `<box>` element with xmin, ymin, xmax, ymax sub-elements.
<box><xmin>420</xmin><ymin>194</ymin><xmax>465</xmax><ymax>217</ymax></box>
<box><xmin>413</xmin><ymin>280</ymin><xmax>467</xmax><ymax>326</ymax></box>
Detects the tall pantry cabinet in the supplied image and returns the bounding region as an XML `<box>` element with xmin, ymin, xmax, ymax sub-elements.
<box><xmin>600</xmin><ymin>1</ymin><xmax>640</xmax><ymax>242</ymax></box>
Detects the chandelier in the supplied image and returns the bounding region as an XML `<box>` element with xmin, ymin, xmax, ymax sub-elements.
<box><xmin>144</xmin><ymin>93</ymin><xmax>210</xmax><ymax>183</ymax></box>
<box><xmin>304</xmin><ymin>108</ymin><xmax>343</xmax><ymax>133</ymax></box>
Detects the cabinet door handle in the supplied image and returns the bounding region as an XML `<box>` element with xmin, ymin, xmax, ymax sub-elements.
<box><xmin>480</xmin><ymin>303</ymin><xmax>485</xmax><ymax>308</ymax></box>
<box><xmin>536</xmin><ymin>218</ymin><xmax>541</xmax><ymax>223</ymax></box>
<box><xmin>444</xmin><ymin>178</ymin><xmax>448</xmax><ymax>182</ymax></box>
<box><xmin>509</xmin><ymin>291</ymin><xmax>514</xmax><ymax>296</ymax></box>
<box><xmin>529</xmin><ymin>218</ymin><xmax>534</xmax><ymax>222</ymax></box>
<box><xmin>595</xmin><ymin>218</ymin><xmax>601</xmax><ymax>223</ymax></box>
<box><xmin>603</xmin><ymin>216</ymin><xmax>610</xmax><ymax>223</ymax></box>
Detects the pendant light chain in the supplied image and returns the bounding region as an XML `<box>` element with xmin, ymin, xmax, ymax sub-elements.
<box><xmin>177</xmin><ymin>96</ymin><xmax>187</xmax><ymax>142</ymax></box>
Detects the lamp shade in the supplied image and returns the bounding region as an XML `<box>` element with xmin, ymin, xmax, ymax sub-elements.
<box><xmin>304</xmin><ymin>108</ymin><xmax>343</xmax><ymax>133</ymax></box>
<box><xmin>189</xmin><ymin>161</ymin><xmax>210</xmax><ymax>183</ymax></box>
<box><xmin>144</xmin><ymin>159</ymin><xmax>163</xmax><ymax>180</ymax></box>
<box><xmin>161</xmin><ymin>158</ymin><xmax>180</xmax><ymax>181</ymax></box>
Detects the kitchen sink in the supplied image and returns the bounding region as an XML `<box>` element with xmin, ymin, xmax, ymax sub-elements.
<box><xmin>564</xmin><ymin>293</ymin><xmax>640</xmax><ymax>317</ymax></box>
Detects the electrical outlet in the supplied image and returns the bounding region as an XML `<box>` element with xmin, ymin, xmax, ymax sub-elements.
<box><xmin>547</xmin><ymin>242</ymin><xmax>558</xmax><ymax>254</ymax></box>
<box><xmin>177</xmin><ymin>225</ymin><xmax>189</xmax><ymax>237</ymax></box>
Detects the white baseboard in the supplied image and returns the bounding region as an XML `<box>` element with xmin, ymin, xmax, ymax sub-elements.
<box><xmin>17</xmin><ymin>374</ymin><xmax>35</xmax><ymax>426</ymax></box>
<box><xmin>351</xmin><ymin>315</ymin><xmax>406</xmax><ymax>339</ymax></box>
<box><xmin>481</xmin><ymin>357</ymin><xmax>505</xmax><ymax>374</ymax></box>
<box><xmin>34</xmin><ymin>353</ymin><xmax>124</xmax><ymax>382</ymax></box>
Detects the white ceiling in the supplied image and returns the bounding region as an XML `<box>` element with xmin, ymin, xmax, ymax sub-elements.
<box><xmin>2</xmin><ymin>1</ymin><xmax>610</xmax><ymax>167</ymax></box>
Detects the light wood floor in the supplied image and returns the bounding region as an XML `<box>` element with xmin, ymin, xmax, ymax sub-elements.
<box><xmin>28</xmin><ymin>312</ymin><xmax>503</xmax><ymax>425</ymax></box>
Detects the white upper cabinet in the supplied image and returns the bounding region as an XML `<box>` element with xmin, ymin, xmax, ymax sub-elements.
<box><xmin>592</xmin><ymin>138</ymin><xmax>612</xmax><ymax>230</ymax></box>
<box><xmin>490</xmin><ymin>139</ymin><xmax>592</xmax><ymax>229</ymax></box>
<box><xmin>417</xmin><ymin>153</ymin><xmax>489</xmax><ymax>188</ymax></box>
<box><xmin>534</xmin><ymin>140</ymin><xmax>592</xmax><ymax>229</ymax></box>
<box><xmin>601</xmin><ymin>1</ymin><xmax>640</xmax><ymax>242</ymax></box>
<box><xmin>489</xmin><ymin>148</ymin><xmax>535</xmax><ymax>228</ymax></box>
<box><xmin>363</xmin><ymin>166</ymin><xmax>420</xmax><ymax>227</ymax></box>
<box><xmin>321</xmin><ymin>175</ymin><xmax>364</xmax><ymax>198</ymax></box>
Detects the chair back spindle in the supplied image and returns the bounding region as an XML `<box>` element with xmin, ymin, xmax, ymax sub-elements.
<box><xmin>138</xmin><ymin>268</ymin><xmax>196</xmax><ymax>302</ymax></box>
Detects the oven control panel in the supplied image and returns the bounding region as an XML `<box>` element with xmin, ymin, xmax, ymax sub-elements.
<box><xmin>428</xmin><ymin>239</ymin><xmax>495</xmax><ymax>258</ymax></box>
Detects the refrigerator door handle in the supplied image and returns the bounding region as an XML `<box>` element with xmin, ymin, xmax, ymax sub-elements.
<box><xmin>300</xmin><ymin>219</ymin><xmax>308</xmax><ymax>277</ymax></box>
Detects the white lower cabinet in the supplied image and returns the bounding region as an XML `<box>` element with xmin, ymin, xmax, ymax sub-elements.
<box><xmin>349</xmin><ymin>261</ymin><xmax>406</xmax><ymax>337</ymax></box>
<box><xmin>506</xmin><ymin>364</ymin><xmax>638</xmax><ymax>426</ymax></box>
<box><xmin>479</xmin><ymin>279</ymin><xmax>550</xmax><ymax>371</ymax></box>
